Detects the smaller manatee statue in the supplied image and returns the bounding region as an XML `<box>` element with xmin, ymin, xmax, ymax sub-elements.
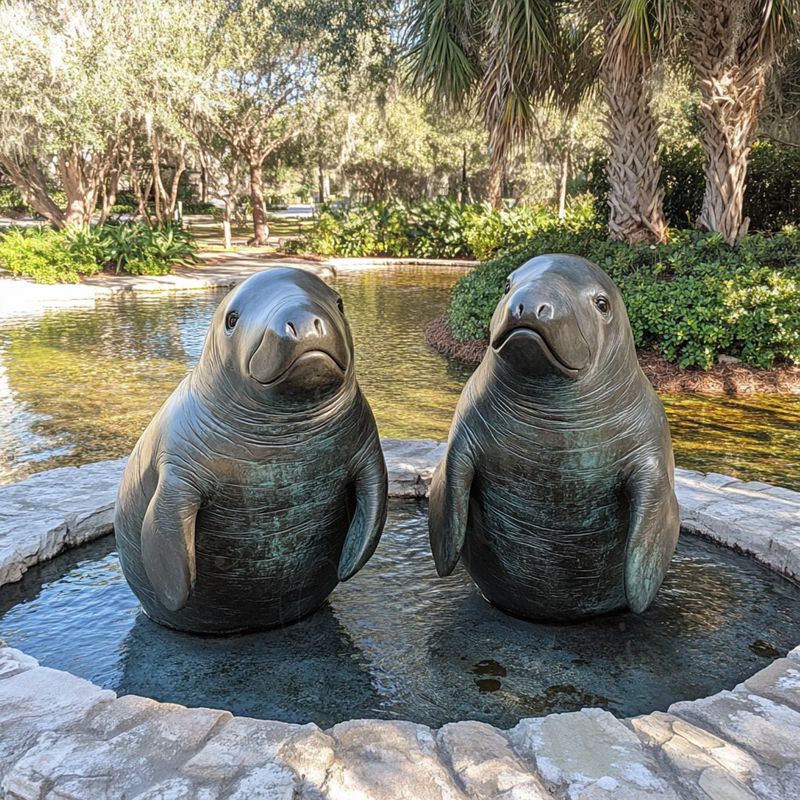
<box><xmin>115</xmin><ymin>268</ymin><xmax>388</xmax><ymax>633</ymax></box>
<box><xmin>429</xmin><ymin>254</ymin><xmax>680</xmax><ymax>621</ymax></box>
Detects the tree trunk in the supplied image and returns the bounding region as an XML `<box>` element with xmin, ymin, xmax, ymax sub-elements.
<box><xmin>151</xmin><ymin>132</ymin><xmax>163</xmax><ymax>221</ymax></box>
<box><xmin>487</xmin><ymin>154</ymin><xmax>504</xmax><ymax>208</ymax></box>
<box><xmin>460</xmin><ymin>145</ymin><xmax>468</xmax><ymax>205</ymax></box>
<box><xmin>58</xmin><ymin>146</ymin><xmax>101</xmax><ymax>228</ymax></box>
<box><xmin>0</xmin><ymin>153</ymin><xmax>66</xmax><ymax>227</ymax></box>
<box><xmin>317</xmin><ymin>156</ymin><xmax>326</xmax><ymax>204</ymax></box>
<box><xmin>248</xmin><ymin>159</ymin><xmax>269</xmax><ymax>245</ymax></box>
<box><xmin>165</xmin><ymin>140</ymin><xmax>187</xmax><ymax>220</ymax></box>
<box><xmin>685</xmin><ymin>5</ymin><xmax>771</xmax><ymax>245</ymax></box>
<box><xmin>601</xmin><ymin>26</ymin><xmax>666</xmax><ymax>244</ymax></box>
<box><xmin>557</xmin><ymin>142</ymin><xmax>570</xmax><ymax>220</ymax></box>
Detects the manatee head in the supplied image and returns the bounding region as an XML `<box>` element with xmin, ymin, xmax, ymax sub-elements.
<box><xmin>489</xmin><ymin>254</ymin><xmax>634</xmax><ymax>381</ymax></box>
<box><xmin>201</xmin><ymin>267</ymin><xmax>354</xmax><ymax>407</ymax></box>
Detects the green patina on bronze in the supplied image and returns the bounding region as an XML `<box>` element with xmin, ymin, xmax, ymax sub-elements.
<box><xmin>114</xmin><ymin>268</ymin><xmax>388</xmax><ymax>634</ymax></box>
<box><xmin>429</xmin><ymin>254</ymin><xmax>680</xmax><ymax>621</ymax></box>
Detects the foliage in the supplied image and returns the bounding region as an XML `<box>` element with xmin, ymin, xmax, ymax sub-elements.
<box><xmin>0</xmin><ymin>222</ymin><xmax>197</xmax><ymax>283</ymax></box>
<box><xmin>0</xmin><ymin>185</ymin><xmax>28</xmax><ymax>213</ymax></box>
<box><xmin>447</xmin><ymin>226</ymin><xmax>800</xmax><ymax>369</ymax></box>
<box><xmin>0</xmin><ymin>227</ymin><xmax>102</xmax><ymax>283</ymax></box>
<box><xmin>586</xmin><ymin>140</ymin><xmax>800</xmax><ymax>231</ymax></box>
<box><xmin>463</xmin><ymin>195</ymin><xmax>600</xmax><ymax>259</ymax></box>
<box><xmin>305</xmin><ymin>196</ymin><xmax>601</xmax><ymax>259</ymax></box>
<box><xmin>306</xmin><ymin>198</ymin><xmax>474</xmax><ymax>258</ymax></box>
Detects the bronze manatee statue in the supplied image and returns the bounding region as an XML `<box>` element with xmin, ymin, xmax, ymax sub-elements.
<box><xmin>114</xmin><ymin>267</ymin><xmax>388</xmax><ymax>633</ymax></box>
<box><xmin>429</xmin><ymin>254</ymin><xmax>680</xmax><ymax>620</ymax></box>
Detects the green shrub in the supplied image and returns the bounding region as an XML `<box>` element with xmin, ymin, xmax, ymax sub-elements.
<box><xmin>0</xmin><ymin>186</ymin><xmax>29</xmax><ymax>214</ymax></box>
<box><xmin>448</xmin><ymin>227</ymin><xmax>800</xmax><ymax>370</ymax></box>
<box><xmin>307</xmin><ymin>198</ymin><xmax>473</xmax><ymax>259</ymax></box>
<box><xmin>0</xmin><ymin>221</ymin><xmax>198</xmax><ymax>283</ymax></box>
<box><xmin>586</xmin><ymin>140</ymin><xmax>800</xmax><ymax>231</ymax></box>
<box><xmin>308</xmin><ymin>199</ymin><xmax>457</xmax><ymax>258</ymax></box>
<box><xmin>305</xmin><ymin>197</ymin><xmax>601</xmax><ymax>260</ymax></box>
<box><xmin>0</xmin><ymin>227</ymin><xmax>103</xmax><ymax>283</ymax></box>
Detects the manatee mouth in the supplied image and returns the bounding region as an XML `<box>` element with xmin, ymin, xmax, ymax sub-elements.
<box><xmin>491</xmin><ymin>325</ymin><xmax>582</xmax><ymax>375</ymax></box>
<box><xmin>250</xmin><ymin>349</ymin><xmax>347</xmax><ymax>387</ymax></box>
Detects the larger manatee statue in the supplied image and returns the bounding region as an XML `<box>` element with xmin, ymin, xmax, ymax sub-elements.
<box><xmin>429</xmin><ymin>254</ymin><xmax>680</xmax><ymax>621</ymax></box>
<box><xmin>115</xmin><ymin>268</ymin><xmax>388</xmax><ymax>633</ymax></box>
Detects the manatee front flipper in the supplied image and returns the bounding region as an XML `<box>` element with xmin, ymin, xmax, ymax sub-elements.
<box><xmin>338</xmin><ymin>435</ymin><xmax>388</xmax><ymax>581</ymax></box>
<box><xmin>623</xmin><ymin>459</ymin><xmax>681</xmax><ymax>613</ymax></box>
<box><xmin>141</xmin><ymin>468</ymin><xmax>202</xmax><ymax>612</ymax></box>
<box><xmin>428</xmin><ymin>437</ymin><xmax>475</xmax><ymax>577</ymax></box>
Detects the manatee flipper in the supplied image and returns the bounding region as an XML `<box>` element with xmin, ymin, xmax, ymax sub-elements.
<box><xmin>623</xmin><ymin>459</ymin><xmax>680</xmax><ymax>613</ymax></box>
<box><xmin>141</xmin><ymin>469</ymin><xmax>202</xmax><ymax>612</ymax></box>
<box><xmin>428</xmin><ymin>438</ymin><xmax>475</xmax><ymax>577</ymax></box>
<box><xmin>338</xmin><ymin>436</ymin><xmax>388</xmax><ymax>581</ymax></box>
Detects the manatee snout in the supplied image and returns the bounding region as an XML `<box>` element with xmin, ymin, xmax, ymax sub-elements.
<box><xmin>248</xmin><ymin>298</ymin><xmax>350</xmax><ymax>393</ymax></box>
<box><xmin>491</xmin><ymin>279</ymin><xmax>591</xmax><ymax>374</ymax></box>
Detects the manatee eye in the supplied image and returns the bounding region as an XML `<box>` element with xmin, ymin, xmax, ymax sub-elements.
<box><xmin>504</xmin><ymin>280</ymin><xmax>511</xmax><ymax>295</ymax></box>
<box><xmin>336</xmin><ymin>297</ymin><xmax>344</xmax><ymax>314</ymax></box>
<box><xmin>225</xmin><ymin>310</ymin><xmax>240</xmax><ymax>331</ymax></box>
<box><xmin>594</xmin><ymin>295</ymin><xmax>610</xmax><ymax>315</ymax></box>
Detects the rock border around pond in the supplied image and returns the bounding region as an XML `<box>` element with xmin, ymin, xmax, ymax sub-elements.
<box><xmin>0</xmin><ymin>255</ymin><xmax>476</xmax><ymax>320</ymax></box>
<box><xmin>0</xmin><ymin>438</ymin><xmax>799</xmax><ymax>798</ymax></box>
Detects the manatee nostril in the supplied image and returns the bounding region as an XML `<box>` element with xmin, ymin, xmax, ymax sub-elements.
<box><xmin>314</xmin><ymin>318</ymin><xmax>325</xmax><ymax>336</ymax></box>
<box><xmin>285</xmin><ymin>321</ymin><xmax>298</xmax><ymax>339</ymax></box>
<box><xmin>537</xmin><ymin>303</ymin><xmax>553</xmax><ymax>321</ymax></box>
<box><xmin>515</xmin><ymin>303</ymin><xmax>525</xmax><ymax>318</ymax></box>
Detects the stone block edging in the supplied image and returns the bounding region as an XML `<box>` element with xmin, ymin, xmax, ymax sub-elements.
<box><xmin>0</xmin><ymin>438</ymin><xmax>799</xmax><ymax>798</ymax></box>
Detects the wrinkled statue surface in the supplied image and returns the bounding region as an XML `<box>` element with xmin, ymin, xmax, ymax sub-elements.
<box><xmin>115</xmin><ymin>268</ymin><xmax>387</xmax><ymax>633</ymax></box>
<box><xmin>429</xmin><ymin>254</ymin><xmax>680</xmax><ymax>621</ymax></box>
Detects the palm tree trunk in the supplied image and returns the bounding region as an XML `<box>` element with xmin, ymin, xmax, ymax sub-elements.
<box><xmin>487</xmin><ymin>153</ymin><xmax>504</xmax><ymax>208</ymax></box>
<box><xmin>686</xmin><ymin>6</ymin><xmax>771</xmax><ymax>244</ymax></box>
<box><xmin>601</xmin><ymin>28</ymin><xmax>666</xmax><ymax>244</ymax></box>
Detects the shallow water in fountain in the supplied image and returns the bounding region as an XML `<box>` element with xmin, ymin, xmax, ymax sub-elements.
<box><xmin>1</xmin><ymin>500</ymin><xmax>799</xmax><ymax>729</ymax></box>
<box><xmin>0</xmin><ymin>265</ymin><xmax>798</xmax><ymax>488</ymax></box>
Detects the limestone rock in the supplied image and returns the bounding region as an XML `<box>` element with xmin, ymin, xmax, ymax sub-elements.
<box><xmin>382</xmin><ymin>438</ymin><xmax>446</xmax><ymax>498</ymax></box>
<box><xmin>326</xmin><ymin>719</ymin><xmax>465</xmax><ymax>800</ymax></box>
<box><xmin>509</xmin><ymin>709</ymin><xmax>680</xmax><ymax>799</ymax></box>
<box><xmin>670</xmin><ymin>690</ymin><xmax>800</xmax><ymax>798</ymax></box>
<box><xmin>742</xmin><ymin>658</ymin><xmax>800</xmax><ymax>712</ymax></box>
<box><xmin>631</xmin><ymin>711</ymin><xmax>761</xmax><ymax>799</ymax></box>
<box><xmin>437</xmin><ymin>721</ymin><xmax>549</xmax><ymax>799</ymax></box>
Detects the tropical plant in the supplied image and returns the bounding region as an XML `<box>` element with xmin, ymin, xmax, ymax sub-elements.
<box><xmin>406</xmin><ymin>0</ymin><xmax>562</xmax><ymax>207</ymax></box>
<box><xmin>594</xmin><ymin>0</ymin><xmax>672</xmax><ymax>243</ymax></box>
<box><xmin>447</xmin><ymin>226</ymin><xmax>800</xmax><ymax>368</ymax></box>
<box><xmin>680</xmin><ymin>0</ymin><xmax>799</xmax><ymax>244</ymax></box>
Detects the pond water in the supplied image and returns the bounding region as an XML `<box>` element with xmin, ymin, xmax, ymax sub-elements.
<box><xmin>1</xmin><ymin>500</ymin><xmax>799</xmax><ymax>728</ymax></box>
<box><xmin>0</xmin><ymin>265</ymin><xmax>798</xmax><ymax>488</ymax></box>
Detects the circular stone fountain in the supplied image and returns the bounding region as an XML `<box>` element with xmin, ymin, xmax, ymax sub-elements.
<box><xmin>0</xmin><ymin>439</ymin><xmax>799</xmax><ymax>798</ymax></box>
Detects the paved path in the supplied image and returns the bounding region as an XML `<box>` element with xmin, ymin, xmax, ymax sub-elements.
<box><xmin>0</xmin><ymin>440</ymin><xmax>799</xmax><ymax>798</ymax></box>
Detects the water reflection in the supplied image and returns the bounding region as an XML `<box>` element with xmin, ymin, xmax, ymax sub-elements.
<box><xmin>2</xmin><ymin>502</ymin><xmax>799</xmax><ymax>728</ymax></box>
<box><xmin>0</xmin><ymin>266</ymin><xmax>798</xmax><ymax>489</ymax></box>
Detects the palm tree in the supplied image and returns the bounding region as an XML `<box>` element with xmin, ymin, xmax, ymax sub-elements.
<box><xmin>405</xmin><ymin>0</ymin><xmax>561</xmax><ymax>207</ymax></box>
<box><xmin>681</xmin><ymin>1</ymin><xmax>798</xmax><ymax>244</ymax></box>
<box><xmin>596</xmin><ymin>1</ymin><xmax>672</xmax><ymax>243</ymax></box>
<box><xmin>406</xmin><ymin>1</ymin><xmax>671</xmax><ymax>242</ymax></box>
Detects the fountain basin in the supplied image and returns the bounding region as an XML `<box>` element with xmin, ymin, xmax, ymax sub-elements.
<box><xmin>1</xmin><ymin>439</ymin><xmax>799</xmax><ymax>798</ymax></box>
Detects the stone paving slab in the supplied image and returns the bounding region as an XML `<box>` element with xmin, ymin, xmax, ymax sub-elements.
<box><xmin>1</xmin><ymin>442</ymin><xmax>799</xmax><ymax>797</ymax></box>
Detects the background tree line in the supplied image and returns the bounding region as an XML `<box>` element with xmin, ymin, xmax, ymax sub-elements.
<box><xmin>1</xmin><ymin>0</ymin><xmax>799</xmax><ymax>249</ymax></box>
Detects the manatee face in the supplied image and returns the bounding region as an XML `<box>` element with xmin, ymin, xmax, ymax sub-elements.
<box><xmin>207</xmin><ymin>268</ymin><xmax>353</xmax><ymax>406</ymax></box>
<box><xmin>489</xmin><ymin>254</ymin><xmax>629</xmax><ymax>379</ymax></box>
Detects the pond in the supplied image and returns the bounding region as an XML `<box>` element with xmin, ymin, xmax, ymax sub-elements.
<box><xmin>2</xmin><ymin>500</ymin><xmax>799</xmax><ymax>728</ymax></box>
<box><xmin>0</xmin><ymin>265</ymin><xmax>798</xmax><ymax>488</ymax></box>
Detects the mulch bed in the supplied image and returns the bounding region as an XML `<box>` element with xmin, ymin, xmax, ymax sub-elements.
<box><xmin>425</xmin><ymin>314</ymin><xmax>800</xmax><ymax>395</ymax></box>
